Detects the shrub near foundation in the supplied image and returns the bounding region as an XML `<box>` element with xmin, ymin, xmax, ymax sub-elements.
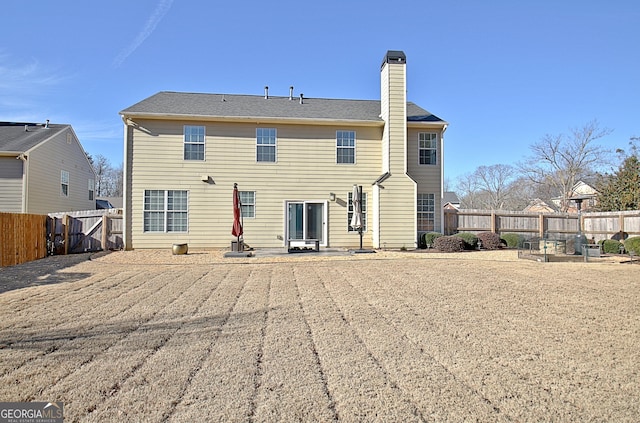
<box><xmin>477</xmin><ymin>232</ymin><xmax>502</xmax><ymax>250</ymax></box>
<box><xmin>455</xmin><ymin>232</ymin><xmax>479</xmax><ymax>250</ymax></box>
<box><xmin>433</xmin><ymin>235</ymin><xmax>465</xmax><ymax>252</ymax></box>
<box><xmin>623</xmin><ymin>236</ymin><xmax>640</xmax><ymax>254</ymax></box>
<box><xmin>420</xmin><ymin>232</ymin><xmax>443</xmax><ymax>248</ymax></box>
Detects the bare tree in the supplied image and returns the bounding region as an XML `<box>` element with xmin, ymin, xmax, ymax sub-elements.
<box><xmin>89</xmin><ymin>153</ymin><xmax>123</xmax><ymax>197</ymax></box>
<box><xmin>519</xmin><ymin>120</ymin><xmax>612</xmax><ymax>212</ymax></box>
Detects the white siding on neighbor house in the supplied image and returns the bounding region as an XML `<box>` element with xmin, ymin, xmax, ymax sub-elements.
<box><xmin>25</xmin><ymin>128</ymin><xmax>96</xmax><ymax>214</ymax></box>
<box><xmin>0</xmin><ymin>157</ymin><xmax>24</xmax><ymax>212</ymax></box>
<box><xmin>127</xmin><ymin>119</ymin><xmax>386</xmax><ymax>249</ymax></box>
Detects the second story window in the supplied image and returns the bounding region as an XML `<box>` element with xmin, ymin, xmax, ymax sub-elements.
<box><xmin>61</xmin><ymin>170</ymin><xmax>69</xmax><ymax>197</ymax></box>
<box><xmin>419</xmin><ymin>132</ymin><xmax>437</xmax><ymax>165</ymax></box>
<box><xmin>184</xmin><ymin>125</ymin><xmax>205</xmax><ymax>160</ymax></box>
<box><xmin>88</xmin><ymin>179</ymin><xmax>95</xmax><ymax>201</ymax></box>
<box><xmin>256</xmin><ymin>128</ymin><xmax>276</xmax><ymax>162</ymax></box>
<box><xmin>336</xmin><ymin>130</ymin><xmax>355</xmax><ymax>164</ymax></box>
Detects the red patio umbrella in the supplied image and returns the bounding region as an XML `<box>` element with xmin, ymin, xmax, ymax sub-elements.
<box><xmin>232</xmin><ymin>183</ymin><xmax>243</xmax><ymax>250</ymax></box>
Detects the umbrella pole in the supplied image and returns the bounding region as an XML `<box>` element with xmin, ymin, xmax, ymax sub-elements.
<box><xmin>359</xmin><ymin>228</ymin><xmax>363</xmax><ymax>250</ymax></box>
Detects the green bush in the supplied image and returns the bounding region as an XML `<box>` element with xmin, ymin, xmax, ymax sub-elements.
<box><xmin>624</xmin><ymin>236</ymin><xmax>640</xmax><ymax>255</ymax></box>
<box><xmin>454</xmin><ymin>232</ymin><xmax>479</xmax><ymax>250</ymax></box>
<box><xmin>420</xmin><ymin>232</ymin><xmax>443</xmax><ymax>248</ymax></box>
<box><xmin>433</xmin><ymin>236</ymin><xmax>465</xmax><ymax>252</ymax></box>
<box><xmin>477</xmin><ymin>232</ymin><xmax>502</xmax><ymax>250</ymax></box>
<box><xmin>602</xmin><ymin>239</ymin><xmax>624</xmax><ymax>254</ymax></box>
<box><xmin>500</xmin><ymin>233</ymin><xmax>525</xmax><ymax>248</ymax></box>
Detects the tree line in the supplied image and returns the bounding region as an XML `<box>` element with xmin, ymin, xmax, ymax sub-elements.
<box><xmin>454</xmin><ymin>120</ymin><xmax>639</xmax><ymax>212</ymax></box>
<box><xmin>87</xmin><ymin>154</ymin><xmax>123</xmax><ymax>198</ymax></box>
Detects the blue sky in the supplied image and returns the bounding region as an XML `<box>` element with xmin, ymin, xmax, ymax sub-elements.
<box><xmin>2</xmin><ymin>0</ymin><xmax>638</xmax><ymax>182</ymax></box>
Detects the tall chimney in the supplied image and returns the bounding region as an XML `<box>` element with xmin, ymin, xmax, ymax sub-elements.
<box><xmin>380</xmin><ymin>50</ymin><xmax>407</xmax><ymax>174</ymax></box>
<box><xmin>264</xmin><ymin>86</ymin><xmax>269</xmax><ymax>99</ymax></box>
<box><xmin>289</xmin><ymin>86</ymin><xmax>294</xmax><ymax>100</ymax></box>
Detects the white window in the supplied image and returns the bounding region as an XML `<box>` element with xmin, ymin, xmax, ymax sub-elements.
<box><xmin>419</xmin><ymin>133</ymin><xmax>437</xmax><ymax>165</ymax></box>
<box><xmin>336</xmin><ymin>130</ymin><xmax>355</xmax><ymax>164</ymax></box>
<box><xmin>61</xmin><ymin>170</ymin><xmax>69</xmax><ymax>197</ymax></box>
<box><xmin>417</xmin><ymin>193</ymin><xmax>435</xmax><ymax>231</ymax></box>
<box><xmin>88</xmin><ymin>179</ymin><xmax>95</xmax><ymax>201</ymax></box>
<box><xmin>348</xmin><ymin>191</ymin><xmax>367</xmax><ymax>231</ymax></box>
<box><xmin>240</xmin><ymin>191</ymin><xmax>255</xmax><ymax>218</ymax></box>
<box><xmin>144</xmin><ymin>190</ymin><xmax>188</xmax><ymax>232</ymax></box>
<box><xmin>184</xmin><ymin>125</ymin><xmax>205</xmax><ymax>160</ymax></box>
<box><xmin>256</xmin><ymin>128</ymin><xmax>276</xmax><ymax>162</ymax></box>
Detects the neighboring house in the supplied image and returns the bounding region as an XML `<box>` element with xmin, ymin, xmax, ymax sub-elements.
<box><xmin>443</xmin><ymin>191</ymin><xmax>460</xmax><ymax>210</ymax></box>
<box><xmin>551</xmin><ymin>180</ymin><xmax>599</xmax><ymax>213</ymax></box>
<box><xmin>0</xmin><ymin>122</ymin><xmax>96</xmax><ymax>214</ymax></box>
<box><xmin>523</xmin><ymin>198</ymin><xmax>557</xmax><ymax>213</ymax></box>
<box><xmin>120</xmin><ymin>50</ymin><xmax>448</xmax><ymax>250</ymax></box>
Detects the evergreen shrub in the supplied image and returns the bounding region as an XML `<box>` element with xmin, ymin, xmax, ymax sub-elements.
<box><xmin>420</xmin><ymin>232</ymin><xmax>443</xmax><ymax>248</ymax></box>
<box><xmin>624</xmin><ymin>236</ymin><xmax>640</xmax><ymax>255</ymax></box>
<box><xmin>454</xmin><ymin>232</ymin><xmax>479</xmax><ymax>250</ymax></box>
<box><xmin>501</xmin><ymin>233</ymin><xmax>525</xmax><ymax>248</ymax></box>
<box><xmin>602</xmin><ymin>239</ymin><xmax>624</xmax><ymax>254</ymax></box>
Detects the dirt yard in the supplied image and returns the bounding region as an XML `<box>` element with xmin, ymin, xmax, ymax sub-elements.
<box><xmin>0</xmin><ymin>249</ymin><xmax>638</xmax><ymax>422</ymax></box>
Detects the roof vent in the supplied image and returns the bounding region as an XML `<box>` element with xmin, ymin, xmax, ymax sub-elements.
<box><xmin>299</xmin><ymin>93</ymin><xmax>304</xmax><ymax>105</ymax></box>
<box><xmin>289</xmin><ymin>86</ymin><xmax>294</xmax><ymax>100</ymax></box>
<box><xmin>24</xmin><ymin>125</ymin><xmax>29</xmax><ymax>132</ymax></box>
<box><xmin>44</xmin><ymin>119</ymin><xmax>50</xmax><ymax>129</ymax></box>
<box><xmin>264</xmin><ymin>86</ymin><xmax>269</xmax><ymax>99</ymax></box>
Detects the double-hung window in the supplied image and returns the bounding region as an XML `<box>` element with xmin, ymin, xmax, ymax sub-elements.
<box><xmin>144</xmin><ymin>190</ymin><xmax>188</xmax><ymax>232</ymax></box>
<box><xmin>184</xmin><ymin>125</ymin><xmax>205</xmax><ymax>160</ymax></box>
<box><xmin>419</xmin><ymin>132</ymin><xmax>437</xmax><ymax>165</ymax></box>
<box><xmin>88</xmin><ymin>179</ymin><xmax>95</xmax><ymax>201</ymax></box>
<box><xmin>417</xmin><ymin>193</ymin><xmax>435</xmax><ymax>231</ymax></box>
<box><xmin>61</xmin><ymin>170</ymin><xmax>69</xmax><ymax>197</ymax></box>
<box><xmin>256</xmin><ymin>128</ymin><xmax>276</xmax><ymax>162</ymax></box>
<box><xmin>336</xmin><ymin>130</ymin><xmax>355</xmax><ymax>164</ymax></box>
<box><xmin>239</xmin><ymin>191</ymin><xmax>256</xmax><ymax>218</ymax></box>
<box><xmin>347</xmin><ymin>191</ymin><xmax>367</xmax><ymax>231</ymax></box>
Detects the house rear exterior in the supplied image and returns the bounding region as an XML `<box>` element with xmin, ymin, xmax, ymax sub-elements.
<box><xmin>0</xmin><ymin>122</ymin><xmax>96</xmax><ymax>214</ymax></box>
<box><xmin>120</xmin><ymin>51</ymin><xmax>448</xmax><ymax>250</ymax></box>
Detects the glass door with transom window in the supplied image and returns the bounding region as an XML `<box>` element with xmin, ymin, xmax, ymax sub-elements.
<box><xmin>286</xmin><ymin>201</ymin><xmax>326</xmax><ymax>245</ymax></box>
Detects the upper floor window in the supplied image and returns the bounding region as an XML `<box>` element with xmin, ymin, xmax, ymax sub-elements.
<box><xmin>419</xmin><ymin>132</ymin><xmax>437</xmax><ymax>165</ymax></box>
<box><xmin>184</xmin><ymin>125</ymin><xmax>205</xmax><ymax>160</ymax></box>
<box><xmin>256</xmin><ymin>128</ymin><xmax>276</xmax><ymax>162</ymax></box>
<box><xmin>88</xmin><ymin>179</ymin><xmax>95</xmax><ymax>201</ymax></box>
<box><xmin>240</xmin><ymin>191</ymin><xmax>256</xmax><ymax>218</ymax></box>
<box><xmin>336</xmin><ymin>130</ymin><xmax>356</xmax><ymax>164</ymax></box>
<box><xmin>61</xmin><ymin>170</ymin><xmax>69</xmax><ymax>197</ymax></box>
<box><xmin>417</xmin><ymin>193</ymin><xmax>435</xmax><ymax>231</ymax></box>
<box><xmin>144</xmin><ymin>190</ymin><xmax>188</xmax><ymax>232</ymax></box>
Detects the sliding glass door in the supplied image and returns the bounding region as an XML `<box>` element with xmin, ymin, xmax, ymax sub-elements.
<box><xmin>287</xmin><ymin>201</ymin><xmax>326</xmax><ymax>244</ymax></box>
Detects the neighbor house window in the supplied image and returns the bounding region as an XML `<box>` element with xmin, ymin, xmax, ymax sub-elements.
<box><xmin>88</xmin><ymin>179</ymin><xmax>95</xmax><ymax>201</ymax></box>
<box><xmin>256</xmin><ymin>128</ymin><xmax>276</xmax><ymax>162</ymax></box>
<box><xmin>417</xmin><ymin>193</ymin><xmax>435</xmax><ymax>231</ymax></box>
<box><xmin>336</xmin><ymin>130</ymin><xmax>356</xmax><ymax>164</ymax></box>
<box><xmin>144</xmin><ymin>190</ymin><xmax>188</xmax><ymax>232</ymax></box>
<box><xmin>419</xmin><ymin>132</ymin><xmax>437</xmax><ymax>165</ymax></box>
<box><xmin>184</xmin><ymin>125</ymin><xmax>205</xmax><ymax>160</ymax></box>
<box><xmin>240</xmin><ymin>191</ymin><xmax>256</xmax><ymax>218</ymax></box>
<box><xmin>348</xmin><ymin>191</ymin><xmax>367</xmax><ymax>231</ymax></box>
<box><xmin>61</xmin><ymin>170</ymin><xmax>69</xmax><ymax>197</ymax></box>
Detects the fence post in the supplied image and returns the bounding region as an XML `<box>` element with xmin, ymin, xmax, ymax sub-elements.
<box><xmin>491</xmin><ymin>211</ymin><xmax>496</xmax><ymax>233</ymax></box>
<box><xmin>63</xmin><ymin>214</ymin><xmax>69</xmax><ymax>255</ymax></box>
<box><xmin>539</xmin><ymin>213</ymin><xmax>545</xmax><ymax>238</ymax></box>
<box><xmin>101</xmin><ymin>215</ymin><xmax>108</xmax><ymax>250</ymax></box>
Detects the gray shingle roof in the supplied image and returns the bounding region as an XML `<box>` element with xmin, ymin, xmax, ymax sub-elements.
<box><xmin>0</xmin><ymin>122</ymin><xmax>68</xmax><ymax>153</ymax></box>
<box><xmin>120</xmin><ymin>91</ymin><xmax>444</xmax><ymax>123</ymax></box>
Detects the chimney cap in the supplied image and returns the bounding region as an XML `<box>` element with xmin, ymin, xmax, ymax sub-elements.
<box><xmin>382</xmin><ymin>50</ymin><xmax>406</xmax><ymax>68</ymax></box>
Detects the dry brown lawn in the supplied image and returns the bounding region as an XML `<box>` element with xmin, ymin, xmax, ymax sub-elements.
<box><xmin>0</xmin><ymin>249</ymin><xmax>638</xmax><ymax>422</ymax></box>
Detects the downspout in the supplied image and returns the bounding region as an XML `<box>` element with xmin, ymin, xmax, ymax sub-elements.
<box><xmin>440</xmin><ymin>124</ymin><xmax>448</xmax><ymax>233</ymax></box>
<box><xmin>121</xmin><ymin>116</ymin><xmax>132</xmax><ymax>250</ymax></box>
<box><xmin>17</xmin><ymin>153</ymin><xmax>28</xmax><ymax>212</ymax></box>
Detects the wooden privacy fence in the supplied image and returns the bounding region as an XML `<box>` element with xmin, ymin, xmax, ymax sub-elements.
<box><xmin>0</xmin><ymin>212</ymin><xmax>48</xmax><ymax>267</ymax></box>
<box><xmin>1</xmin><ymin>210</ymin><xmax>124</xmax><ymax>267</ymax></box>
<box><xmin>48</xmin><ymin>210</ymin><xmax>124</xmax><ymax>255</ymax></box>
<box><xmin>444</xmin><ymin>209</ymin><xmax>640</xmax><ymax>241</ymax></box>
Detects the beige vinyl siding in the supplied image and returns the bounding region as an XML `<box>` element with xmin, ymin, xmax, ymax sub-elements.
<box><xmin>376</xmin><ymin>176</ymin><xmax>417</xmax><ymax>249</ymax></box>
<box><xmin>0</xmin><ymin>157</ymin><xmax>24</xmax><ymax>212</ymax></box>
<box><xmin>407</xmin><ymin>127</ymin><xmax>444</xmax><ymax>232</ymax></box>
<box><xmin>128</xmin><ymin>119</ymin><xmax>383</xmax><ymax>248</ymax></box>
<box><xmin>385</xmin><ymin>64</ymin><xmax>408</xmax><ymax>175</ymax></box>
<box><xmin>26</xmin><ymin>128</ymin><xmax>96</xmax><ymax>214</ymax></box>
